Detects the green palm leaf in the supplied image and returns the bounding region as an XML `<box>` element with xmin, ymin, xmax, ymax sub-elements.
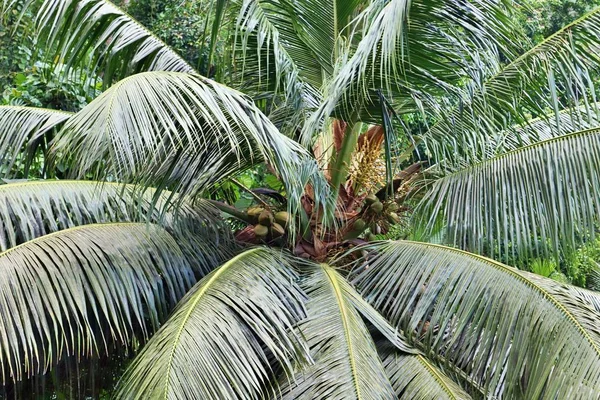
<box><xmin>278</xmin><ymin>264</ymin><xmax>397</xmax><ymax>399</ymax></box>
<box><xmin>50</xmin><ymin>71</ymin><xmax>333</xmax><ymax>228</ymax></box>
<box><xmin>352</xmin><ymin>241</ymin><xmax>600</xmax><ymax>398</ymax></box>
<box><xmin>231</xmin><ymin>0</ymin><xmax>323</xmax><ymax>137</ymax></box>
<box><xmin>487</xmin><ymin>105</ymin><xmax>600</xmax><ymax>157</ymax></box>
<box><xmin>21</xmin><ymin>0</ymin><xmax>194</xmax><ymax>86</ymax></box>
<box><xmin>0</xmin><ymin>106</ymin><xmax>71</xmax><ymax>176</ymax></box>
<box><xmin>115</xmin><ymin>248</ymin><xmax>308</xmax><ymax>400</ymax></box>
<box><xmin>423</xmin><ymin>7</ymin><xmax>600</xmax><ymax>167</ymax></box>
<box><xmin>379</xmin><ymin>347</ymin><xmax>471</xmax><ymax>400</ymax></box>
<box><xmin>0</xmin><ymin>180</ymin><xmax>226</xmax><ymax>249</ymax></box>
<box><xmin>302</xmin><ymin>0</ymin><xmax>517</xmax><ymax>143</ymax></box>
<box><xmin>416</xmin><ymin>127</ymin><xmax>600</xmax><ymax>261</ymax></box>
<box><xmin>0</xmin><ymin>223</ymin><xmax>195</xmax><ymax>383</ymax></box>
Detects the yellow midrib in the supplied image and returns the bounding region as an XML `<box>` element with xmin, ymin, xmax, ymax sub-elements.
<box><xmin>162</xmin><ymin>248</ymin><xmax>261</xmax><ymax>399</ymax></box>
<box><xmin>323</xmin><ymin>264</ymin><xmax>363</xmax><ymax>400</ymax></box>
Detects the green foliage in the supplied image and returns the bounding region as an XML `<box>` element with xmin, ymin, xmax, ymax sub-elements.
<box><xmin>4</xmin><ymin>0</ymin><xmax>600</xmax><ymax>398</ymax></box>
<box><xmin>565</xmin><ymin>237</ymin><xmax>600</xmax><ymax>288</ymax></box>
<box><xmin>0</xmin><ymin>5</ymin><xmax>36</xmax><ymax>88</ymax></box>
<box><xmin>125</xmin><ymin>0</ymin><xmax>225</xmax><ymax>76</ymax></box>
<box><xmin>0</xmin><ymin>3</ymin><xmax>98</xmax><ymax>111</ymax></box>
<box><xmin>517</xmin><ymin>0</ymin><xmax>600</xmax><ymax>42</ymax></box>
<box><xmin>2</xmin><ymin>62</ymin><xmax>100</xmax><ymax>111</ymax></box>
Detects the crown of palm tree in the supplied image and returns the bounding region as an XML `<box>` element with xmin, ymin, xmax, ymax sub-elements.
<box><xmin>3</xmin><ymin>0</ymin><xmax>600</xmax><ymax>398</ymax></box>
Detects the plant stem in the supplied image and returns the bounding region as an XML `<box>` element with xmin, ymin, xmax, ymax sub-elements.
<box><xmin>330</xmin><ymin>120</ymin><xmax>360</xmax><ymax>201</ymax></box>
<box><xmin>208</xmin><ymin>199</ymin><xmax>253</xmax><ymax>224</ymax></box>
<box><xmin>231</xmin><ymin>178</ymin><xmax>269</xmax><ymax>206</ymax></box>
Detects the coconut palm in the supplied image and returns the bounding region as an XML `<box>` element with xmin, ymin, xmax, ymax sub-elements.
<box><xmin>3</xmin><ymin>0</ymin><xmax>600</xmax><ymax>398</ymax></box>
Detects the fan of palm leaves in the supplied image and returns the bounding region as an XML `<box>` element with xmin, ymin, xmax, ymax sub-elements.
<box><xmin>48</xmin><ymin>71</ymin><xmax>333</xmax><ymax>227</ymax></box>
<box><xmin>278</xmin><ymin>264</ymin><xmax>404</xmax><ymax>399</ymax></box>
<box><xmin>27</xmin><ymin>0</ymin><xmax>193</xmax><ymax>85</ymax></box>
<box><xmin>0</xmin><ymin>180</ymin><xmax>224</xmax><ymax>244</ymax></box>
<box><xmin>422</xmin><ymin>7</ymin><xmax>600</xmax><ymax>168</ymax></box>
<box><xmin>351</xmin><ymin>241</ymin><xmax>600</xmax><ymax>398</ymax></box>
<box><xmin>301</xmin><ymin>0</ymin><xmax>518</xmax><ymax>143</ymax></box>
<box><xmin>115</xmin><ymin>248</ymin><xmax>309</xmax><ymax>399</ymax></box>
<box><xmin>417</xmin><ymin>126</ymin><xmax>600</xmax><ymax>261</ymax></box>
<box><xmin>0</xmin><ymin>223</ymin><xmax>195</xmax><ymax>383</ymax></box>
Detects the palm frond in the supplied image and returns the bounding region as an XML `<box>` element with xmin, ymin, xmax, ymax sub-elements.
<box><xmin>301</xmin><ymin>0</ymin><xmax>517</xmax><ymax>143</ymax></box>
<box><xmin>485</xmin><ymin>104</ymin><xmax>600</xmax><ymax>158</ymax></box>
<box><xmin>235</xmin><ymin>0</ymin><xmax>323</xmax><ymax>86</ymax></box>
<box><xmin>423</xmin><ymin>7</ymin><xmax>600</xmax><ymax>168</ymax></box>
<box><xmin>278</xmin><ymin>264</ymin><xmax>395</xmax><ymax>399</ymax></box>
<box><xmin>0</xmin><ymin>180</ymin><xmax>234</xmax><ymax>276</ymax></box>
<box><xmin>351</xmin><ymin>241</ymin><xmax>600</xmax><ymax>398</ymax></box>
<box><xmin>16</xmin><ymin>0</ymin><xmax>194</xmax><ymax>86</ymax></box>
<box><xmin>0</xmin><ymin>106</ymin><xmax>71</xmax><ymax>176</ymax></box>
<box><xmin>379</xmin><ymin>348</ymin><xmax>471</xmax><ymax>400</ymax></box>
<box><xmin>0</xmin><ymin>223</ymin><xmax>195</xmax><ymax>383</ymax></box>
<box><xmin>0</xmin><ymin>179</ymin><xmax>224</xmax><ymax>244</ymax></box>
<box><xmin>232</xmin><ymin>0</ymin><xmax>322</xmax><ymax>136</ymax></box>
<box><xmin>416</xmin><ymin>127</ymin><xmax>600</xmax><ymax>261</ymax></box>
<box><xmin>50</xmin><ymin>71</ymin><xmax>334</xmax><ymax>229</ymax></box>
<box><xmin>115</xmin><ymin>248</ymin><xmax>308</xmax><ymax>400</ymax></box>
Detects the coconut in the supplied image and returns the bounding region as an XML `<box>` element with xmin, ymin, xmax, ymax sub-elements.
<box><xmin>247</xmin><ymin>207</ymin><xmax>264</xmax><ymax>222</ymax></box>
<box><xmin>387</xmin><ymin>202</ymin><xmax>399</xmax><ymax>212</ymax></box>
<box><xmin>271</xmin><ymin>223</ymin><xmax>285</xmax><ymax>238</ymax></box>
<box><xmin>352</xmin><ymin>218</ymin><xmax>366</xmax><ymax>232</ymax></box>
<box><xmin>387</xmin><ymin>212</ymin><xmax>400</xmax><ymax>224</ymax></box>
<box><xmin>254</xmin><ymin>224</ymin><xmax>269</xmax><ymax>238</ymax></box>
<box><xmin>370</xmin><ymin>201</ymin><xmax>384</xmax><ymax>214</ymax></box>
<box><xmin>258</xmin><ymin>210</ymin><xmax>274</xmax><ymax>226</ymax></box>
<box><xmin>366</xmin><ymin>233</ymin><xmax>378</xmax><ymax>241</ymax></box>
<box><xmin>274</xmin><ymin>211</ymin><xmax>289</xmax><ymax>227</ymax></box>
<box><xmin>365</xmin><ymin>194</ymin><xmax>378</xmax><ymax>205</ymax></box>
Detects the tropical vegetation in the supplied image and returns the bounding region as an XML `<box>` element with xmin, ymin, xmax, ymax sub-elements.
<box><xmin>3</xmin><ymin>0</ymin><xmax>600</xmax><ymax>398</ymax></box>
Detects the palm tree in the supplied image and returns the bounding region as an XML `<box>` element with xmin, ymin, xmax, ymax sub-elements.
<box><xmin>3</xmin><ymin>0</ymin><xmax>600</xmax><ymax>398</ymax></box>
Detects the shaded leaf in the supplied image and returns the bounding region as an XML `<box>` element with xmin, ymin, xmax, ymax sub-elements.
<box><xmin>0</xmin><ymin>106</ymin><xmax>71</xmax><ymax>177</ymax></box>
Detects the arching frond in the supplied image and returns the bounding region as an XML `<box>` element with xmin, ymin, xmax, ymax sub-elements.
<box><xmin>351</xmin><ymin>241</ymin><xmax>600</xmax><ymax>399</ymax></box>
<box><xmin>302</xmin><ymin>0</ymin><xmax>517</xmax><ymax>143</ymax></box>
<box><xmin>50</xmin><ymin>71</ymin><xmax>334</xmax><ymax>229</ymax></box>
<box><xmin>279</xmin><ymin>264</ymin><xmax>395</xmax><ymax>399</ymax></box>
<box><xmin>0</xmin><ymin>223</ymin><xmax>195</xmax><ymax>383</ymax></box>
<box><xmin>0</xmin><ymin>106</ymin><xmax>71</xmax><ymax>176</ymax></box>
<box><xmin>416</xmin><ymin>127</ymin><xmax>600</xmax><ymax>261</ymax></box>
<box><xmin>481</xmin><ymin>104</ymin><xmax>600</xmax><ymax>159</ymax></box>
<box><xmin>231</xmin><ymin>0</ymin><xmax>323</xmax><ymax>137</ymax></box>
<box><xmin>15</xmin><ymin>0</ymin><xmax>194</xmax><ymax>86</ymax></box>
<box><xmin>380</xmin><ymin>348</ymin><xmax>471</xmax><ymax>400</ymax></box>
<box><xmin>423</xmin><ymin>7</ymin><xmax>600</xmax><ymax>167</ymax></box>
<box><xmin>0</xmin><ymin>180</ymin><xmax>228</xmax><ymax>252</ymax></box>
<box><xmin>115</xmin><ymin>248</ymin><xmax>308</xmax><ymax>400</ymax></box>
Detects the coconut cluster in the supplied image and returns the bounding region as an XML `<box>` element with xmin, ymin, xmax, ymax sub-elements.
<box><xmin>344</xmin><ymin>194</ymin><xmax>402</xmax><ymax>241</ymax></box>
<box><xmin>247</xmin><ymin>207</ymin><xmax>289</xmax><ymax>241</ymax></box>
